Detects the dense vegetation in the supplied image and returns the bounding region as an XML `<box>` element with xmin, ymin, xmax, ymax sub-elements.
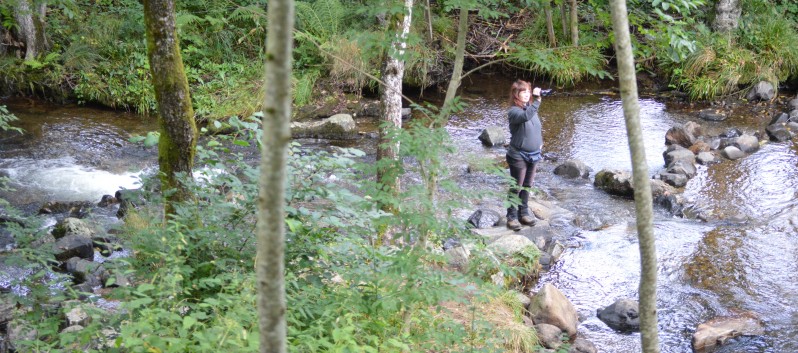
<box><xmin>2</xmin><ymin>0</ymin><xmax>797</xmax><ymax>121</ymax></box>
<box><xmin>3</xmin><ymin>0</ymin><xmax>798</xmax><ymax>351</ymax></box>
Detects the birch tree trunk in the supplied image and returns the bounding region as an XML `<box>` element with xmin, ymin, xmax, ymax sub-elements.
<box><xmin>256</xmin><ymin>0</ymin><xmax>294</xmax><ymax>351</ymax></box>
<box><xmin>608</xmin><ymin>0</ymin><xmax>660</xmax><ymax>352</ymax></box>
<box><xmin>570</xmin><ymin>0</ymin><xmax>579</xmax><ymax>46</ymax></box>
<box><xmin>377</xmin><ymin>0</ymin><xmax>413</xmax><ymax>211</ymax></box>
<box><xmin>442</xmin><ymin>7</ymin><xmax>468</xmax><ymax>115</ymax></box>
<box><xmin>13</xmin><ymin>0</ymin><xmax>48</xmax><ymax>60</ymax></box>
<box><xmin>143</xmin><ymin>0</ymin><xmax>198</xmax><ymax>217</ymax></box>
<box><xmin>712</xmin><ymin>0</ymin><xmax>741</xmax><ymax>33</ymax></box>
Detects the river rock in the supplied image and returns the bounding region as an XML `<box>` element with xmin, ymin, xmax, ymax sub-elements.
<box><xmin>52</xmin><ymin>218</ymin><xmax>95</xmax><ymax>239</ymax></box>
<box><xmin>787</xmin><ymin>121</ymin><xmax>798</xmax><ymax>132</ymax></box>
<box><xmin>444</xmin><ymin>245</ymin><xmax>471</xmax><ymax>270</ymax></box>
<box><xmin>0</xmin><ymin>228</ymin><xmax>13</xmax><ymax>253</ymax></box>
<box><xmin>766</xmin><ymin>123</ymin><xmax>792</xmax><ymax>142</ymax></box>
<box><xmin>659</xmin><ymin>172</ymin><xmax>688</xmax><ymax>187</ymax></box>
<box><xmin>528</xmin><ymin>283</ymin><xmax>579</xmax><ymax>338</ymax></box>
<box><xmin>65</xmin><ymin>302</ymin><xmax>92</xmax><ymax>327</ymax></box>
<box><xmin>115</xmin><ymin>188</ymin><xmax>145</xmax><ymax>219</ymax></box>
<box><xmin>64</xmin><ymin>257</ymin><xmax>106</xmax><ymax>287</ymax></box>
<box><xmin>698</xmin><ymin>109</ymin><xmax>727</xmax><ymax>122</ymax></box>
<box><xmin>789</xmin><ymin>109</ymin><xmax>798</xmax><ymax>121</ymax></box>
<box><xmin>290</xmin><ymin>113</ymin><xmax>357</xmax><ymax>139</ymax></box>
<box><xmin>788</xmin><ymin>98</ymin><xmax>798</xmax><ymax>111</ymax></box>
<box><xmin>568</xmin><ymin>338</ymin><xmax>597</xmax><ymax>353</ymax></box>
<box><xmin>534</xmin><ymin>323</ymin><xmax>564</xmax><ymax>349</ymax></box>
<box><xmin>38</xmin><ymin>201</ymin><xmax>93</xmax><ymax>218</ymax></box>
<box><xmin>696</xmin><ymin>152</ymin><xmax>718</xmax><ymax>165</ymax></box>
<box><xmin>667</xmin><ymin>160</ymin><xmax>697</xmax><ymax>179</ymax></box>
<box><xmin>733</xmin><ymin>134</ymin><xmax>759</xmax><ymax>153</ymax></box>
<box><xmin>745</xmin><ymin>81</ymin><xmax>775</xmax><ymax>101</ymax></box>
<box><xmin>487</xmin><ymin>233</ymin><xmax>537</xmax><ymax>256</ymax></box>
<box><xmin>466</xmin><ymin>209</ymin><xmax>501</xmax><ymax>229</ymax></box>
<box><xmin>97</xmin><ymin>194</ymin><xmax>118</xmax><ymax>207</ymax></box>
<box><xmin>553</xmin><ymin>159</ymin><xmax>592</xmax><ymax>179</ymax></box>
<box><xmin>7</xmin><ymin>319</ymin><xmax>37</xmax><ymax>351</ymax></box>
<box><xmin>593</xmin><ymin>169</ymin><xmax>633</xmax><ymax>197</ymax></box>
<box><xmin>692</xmin><ymin>312</ymin><xmax>765</xmax><ymax>353</ymax></box>
<box><xmin>684</xmin><ymin>121</ymin><xmax>703</xmax><ymax>138</ymax></box>
<box><xmin>663</xmin><ymin>145</ymin><xmax>696</xmax><ymax>167</ymax></box>
<box><xmin>92</xmin><ymin>235</ymin><xmax>122</xmax><ymax>256</ymax></box>
<box><xmin>769</xmin><ymin>112</ymin><xmax>789</xmax><ymax>125</ymax></box>
<box><xmin>665</xmin><ymin>125</ymin><xmax>696</xmax><ymax>148</ymax></box>
<box><xmin>702</xmin><ymin>136</ymin><xmax>721</xmax><ymax>150</ymax></box>
<box><xmin>721</xmin><ymin>146</ymin><xmax>745</xmax><ymax>160</ymax></box>
<box><xmin>719</xmin><ymin>128</ymin><xmax>742</xmax><ymax>139</ymax></box>
<box><xmin>688</xmin><ymin>141</ymin><xmax>711</xmax><ymax>154</ymax></box>
<box><xmin>0</xmin><ymin>294</ymin><xmax>14</xmax><ymax>329</ymax></box>
<box><xmin>478</xmin><ymin>126</ymin><xmax>505</xmax><ymax>147</ymax></box>
<box><xmin>597</xmin><ymin>298</ymin><xmax>640</xmax><ymax>332</ymax></box>
<box><xmin>51</xmin><ymin>235</ymin><xmax>94</xmax><ymax>261</ymax></box>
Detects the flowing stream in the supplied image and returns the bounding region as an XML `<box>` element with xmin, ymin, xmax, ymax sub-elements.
<box><xmin>2</xmin><ymin>74</ymin><xmax>797</xmax><ymax>352</ymax></box>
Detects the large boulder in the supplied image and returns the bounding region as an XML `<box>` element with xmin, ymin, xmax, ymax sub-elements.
<box><xmin>52</xmin><ymin>218</ymin><xmax>95</xmax><ymax>239</ymax></box>
<box><xmin>665</xmin><ymin>125</ymin><xmax>696</xmax><ymax>148</ymax></box>
<box><xmin>553</xmin><ymin>160</ymin><xmax>592</xmax><ymax>179</ymax></box>
<box><xmin>692</xmin><ymin>313</ymin><xmax>765</xmax><ymax>353</ymax></box>
<box><xmin>291</xmin><ymin>113</ymin><xmax>358</xmax><ymax>139</ymax></box>
<box><xmin>50</xmin><ymin>235</ymin><xmax>94</xmax><ymax>261</ymax></box>
<box><xmin>745</xmin><ymin>81</ymin><xmax>775</xmax><ymax>101</ymax></box>
<box><xmin>593</xmin><ymin>169</ymin><xmax>633</xmax><ymax>197</ymax></box>
<box><xmin>658</xmin><ymin>172</ymin><xmax>688</xmax><ymax>187</ymax></box>
<box><xmin>528</xmin><ymin>283</ymin><xmax>579</xmax><ymax>338</ymax></box>
<box><xmin>696</xmin><ymin>152</ymin><xmax>719</xmax><ymax>165</ymax></box>
<box><xmin>478</xmin><ymin>126</ymin><xmax>505</xmax><ymax>147</ymax></box>
<box><xmin>597</xmin><ymin>298</ymin><xmax>640</xmax><ymax>332</ymax></box>
<box><xmin>666</xmin><ymin>160</ymin><xmax>697</xmax><ymax>179</ymax></box>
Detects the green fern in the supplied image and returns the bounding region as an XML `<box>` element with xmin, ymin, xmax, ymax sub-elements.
<box><xmin>296</xmin><ymin>0</ymin><xmax>345</xmax><ymax>41</ymax></box>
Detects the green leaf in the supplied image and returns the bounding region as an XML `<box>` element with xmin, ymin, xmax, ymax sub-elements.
<box><xmin>183</xmin><ymin>316</ymin><xmax>197</xmax><ymax>330</ymax></box>
<box><xmin>143</xmin><ymin>131</ymin><xmax>160</xmax><ymax>147</ymax></box>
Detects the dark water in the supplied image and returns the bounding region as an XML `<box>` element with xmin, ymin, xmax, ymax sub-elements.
<box><xmin>0</xmin><ymin>99</ymin><xmax>158</xmax><ymax>211</ymax></box>
<box><xmin>3</xmin><ymin>73</ymin><xmax>798</xmax><ymax>352</ymax></box>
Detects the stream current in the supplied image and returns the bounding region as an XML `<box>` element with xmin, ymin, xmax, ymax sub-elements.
<box><xmin>2</xmin><ymin>74</ymin><xmax>797</xmax><ymax>352</ymax></box>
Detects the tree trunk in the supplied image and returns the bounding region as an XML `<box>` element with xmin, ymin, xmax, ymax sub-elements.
<box><xmin>712</xmin><ymin>0</ymin><xmax>741</xmax><ymax>33</ymax></box>
<box><xmin>425</xmin><ymin>0</ymin><xmax>433</xmax><ymax>41</ymax></box>
<box><xmin>442</xmin><ymin>7</ymin><xmax>468</xmax><ymax>115</ymax></box>
<box><xmin>570</xmin><ymin>0</ymin><xmax>579</xmax><ymax>46</ymax></box>
<box><xmin>608</xmin><ymin>0</ymin><xmax>660</xmax><ymax>352</ymax></box>
<box><xmin>13</xmin><ymin>0</ymin><xmax>48</xmax><ymax>60</ymax></box>
<box><xmin>377</xmin><ymin>0</ymin><xmax>413</xmax><ymax>243</ymax></box>
<box><xmin>256</xmin><ymin>0</ymin><xmax>294</xmax><ymax>351</ymax></box>
<box><xmin>143</xmin><ymin>0</ymin><xmax>198</xmax><ymax>216</ymax></box>
<box><xmin>544</xmin><ymin>0</ymin><xmax>557</xmax><ymax>48</ymax></box>
<box><xmin>560</xmin><ymin>1</ymin><xmax>568</xmax><ymax>40</ymax></box>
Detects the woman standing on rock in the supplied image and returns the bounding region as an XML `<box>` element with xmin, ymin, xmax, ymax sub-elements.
<box><xmin>505</xmin><ymin>80</ymin><xmax>543</xmax><ymax>231</ymax></box>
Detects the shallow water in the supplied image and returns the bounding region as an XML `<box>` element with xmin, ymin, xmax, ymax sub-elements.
<box><xmin>440</xmin><ymin>75</ymin><xmax>798</xmax><ymax>352</ymax></box>
<box><xmin>3</xmin><ymin>75</ymin><xmax>798</xmax><ymax>352</ymax></box>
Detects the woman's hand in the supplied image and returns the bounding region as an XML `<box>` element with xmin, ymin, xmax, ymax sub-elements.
<box><xmin>532</xmin><ymin>87</ymin><xmax>542</xmax><ymax>101</ymax></box>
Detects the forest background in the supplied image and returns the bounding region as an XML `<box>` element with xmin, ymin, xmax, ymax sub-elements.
<box><xmin>1</xmin><ymin>0</ymin><xmax>798</xmax><ymax>352</ymax></box>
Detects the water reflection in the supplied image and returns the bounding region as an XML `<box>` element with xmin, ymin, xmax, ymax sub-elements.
<box><xmin>445</xmin><ymin>75</ymin><xmax>798</xmax><ymax>352</ymax></box>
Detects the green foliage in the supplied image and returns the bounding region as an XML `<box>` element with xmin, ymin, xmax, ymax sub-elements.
<box><xmin>0</xmin><ymin>105</ymin><xmax>23</xmax><ymax>134</ymax></box>
<box><xmin>508</xmin><ymin>43</ymin><xmax>611</xmax><ymax>87</ymax></box>
<box><xmin>668</xmin><ymin>14</ymin><xmax>798</xmax><ymax>100</ymax></box>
